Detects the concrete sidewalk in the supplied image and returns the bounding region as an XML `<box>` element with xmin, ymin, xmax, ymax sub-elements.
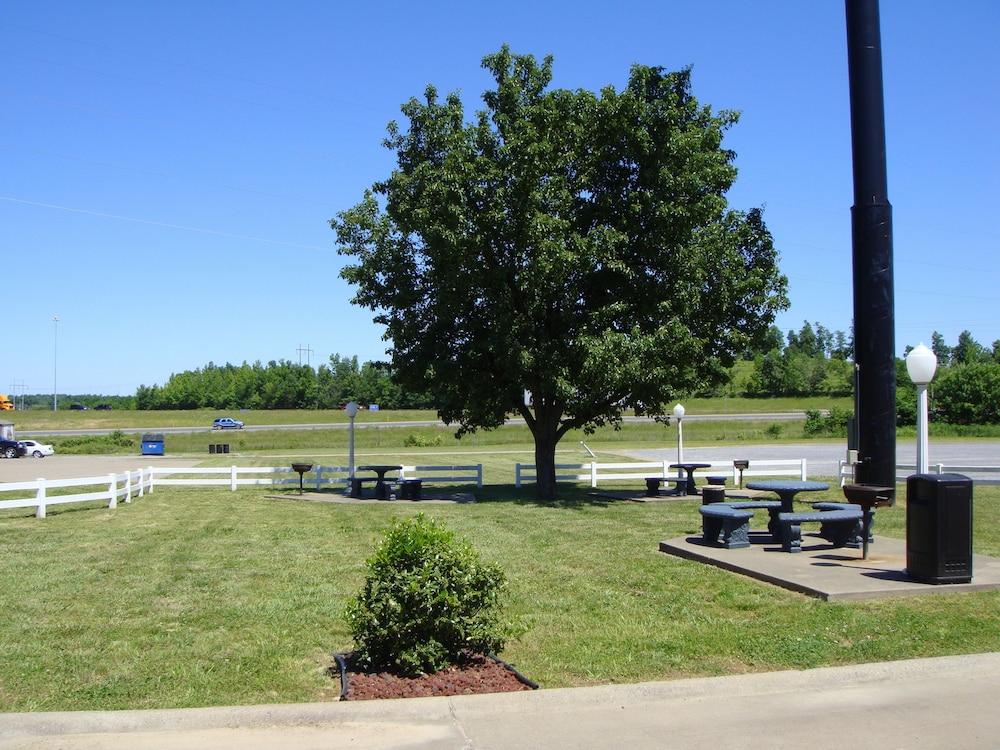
<box><xmin>3</xmin><ymin>653</ymin><xmax>999</xmax><ymax>749</ymax></box>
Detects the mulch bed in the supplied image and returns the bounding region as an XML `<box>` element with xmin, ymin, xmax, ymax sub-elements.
<box><xmin>334</xmin><ymin>652</ymin><xmax>536</xmax><ymax>700</ymax></box>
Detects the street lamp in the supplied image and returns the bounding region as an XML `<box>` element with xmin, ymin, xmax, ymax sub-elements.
<box><xmin>52</xmin><ymin>315</ymin><xmax>59</xmax><ymax>411</ymax></box>
<box><xmin>673</xmin><ymin>403</ymin><xmax>685</xmax><ymax>467</ymax></box>
<box><xmin>345</xmin><ymin>401</ymin><xmax>360</xmax><ymax>494</ymax></box>
<box><xmin>905</xmin><ymin>343</ymin><xmax>938</xmax><ymax>474</ymax></box>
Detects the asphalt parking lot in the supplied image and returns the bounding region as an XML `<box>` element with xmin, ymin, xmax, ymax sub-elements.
<box><xmin>0</xmin><ymin>454</ymin><xmax>194</xmax><ymax>483</ymax></box>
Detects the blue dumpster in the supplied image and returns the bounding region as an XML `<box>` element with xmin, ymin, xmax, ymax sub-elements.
<box><xmin>141</xmin><ymin>433</ymin><xmax>165</xmax><ymax>456</ymax></box>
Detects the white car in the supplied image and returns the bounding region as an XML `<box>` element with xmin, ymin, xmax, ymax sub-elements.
<box><xmin>20</xmin><ymin>440</ymin><xmax>54</xmax><ymax>458</ymax></box>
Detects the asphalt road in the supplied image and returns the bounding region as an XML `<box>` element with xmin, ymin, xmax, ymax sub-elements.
<box><xmin>21</xmin><ymin>412</ymin><xmax>816</xmax><ymax>438</ymax></box>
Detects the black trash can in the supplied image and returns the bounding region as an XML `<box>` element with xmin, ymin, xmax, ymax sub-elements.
<box><xmin>906</xmin><ymin>473</ymin><xmax>973</xmax><ymax>584</ymax></box>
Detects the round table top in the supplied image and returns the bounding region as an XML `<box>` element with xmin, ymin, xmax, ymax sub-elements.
<box><xmin>669</xmin><ymin>462</ymin><xmax>713</xmax><ymax>469</ymax></box>
<box><xmin>357</xmin><ymin>464</ymin><xmax>403</xmax><ymax>473</ymax></box>
<box><xmin>746</xmin><ymin>480</ymin><xmax>829</xmax><ymax>493</ymax></box>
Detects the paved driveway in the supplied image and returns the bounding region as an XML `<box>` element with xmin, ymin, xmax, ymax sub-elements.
<box><xmin>625</xmin><ymin>440</ymin><xmax>1000</xmax><ymax>479</ymax></box>
<box><xmin>0</xmin><ymin>454</ymin><xmax>194</xmax><ymax>483</ymax></box>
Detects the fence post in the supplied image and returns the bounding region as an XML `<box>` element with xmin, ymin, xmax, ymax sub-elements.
<box><xmin>515</xmin><ymin>464</ymin><xmax>521</xmax><ymax>489</ymax></box>
<box><xmin>662</xmin><ymin>459</ymin><xmax>669</xmax><ymax>478</ymax></box>
<box><xmin>591</xmin><ymin>461</ymin><xmax>598</xmax><ymax>488</ymax></box>
<box><xmin>231</xmin><ymin>466</ymin><xmax>238</xmax><ymax>491</ymax></box>
<box><xmin>476</xmin><ymin>464</ymin><xmax>483</xmax><ymax>488</ymax></box>
<box><xmin>801</xmin><ymin>459</ymin><xmax>807</xmax><ymax>481</ymax></box>
<box><xmin>935</xmin><ymin>463</ymin><xmax>944</xmax><ymax>474</ymax></box>
<box><xmin>315</xmin><ymin>465</ymin><xmax>324</xmax><ymax>490</ymax></box>
<box><xmin>124</xmin><ymin>471</ymin><xmax>132</xmax><ymax>503</ymax></box>
<box><xmin>35</xmin><ymin>479</ymin><xmax>46</xmax><ymax>519</ymax></box>
<box><xmin>108</xmin><ymin>473</ymin><xmax>117</xmax><ymax>509</ymax></box>
<box><xmin>148</xmin><ymin>466</ymin><xmax>155</xmax><ymax>494</ymax></box>
<box><xmin>137</xmin><ymin>468</ymin><xmax>145</xmax><ymax>497</ymax></box>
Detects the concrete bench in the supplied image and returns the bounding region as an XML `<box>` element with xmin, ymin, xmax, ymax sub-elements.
<box><xmin>645</xmin><ymin>477</ymin><xmax>687</xmax><ymax>497</ymax></box>
<box><xmin>699</xmin><ymin>504</ymin><xmax>754</xmax><ymax>549</ymax></box>
<box><xmin>777</xmin><ymin>508</ymin><xmax>863</xmax><ymax>553</ymax></box>
<box><xmin>812</xmin><ymin>502</ymin><xmax>869</xmax><ymax>547</ymax></box>
<box><xmin>720</xmin><ymin>500</ymin><xmax>782</xmax><ymax>538</ymax></box>
<box><xmin>398</xmin><ymin>478</ymin><xmax>423</xmax><ymax>500</ymax></box>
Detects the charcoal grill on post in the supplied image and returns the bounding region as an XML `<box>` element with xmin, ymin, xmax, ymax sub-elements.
<box><xmin>842</xmin><ymin>483</ymin><xmax>895</xmax><ymax>559</ymax></box>
<box><xmin>291</xmin><ymin>463</ymin><xmax>313</xmax><ymax>495</ymax></box>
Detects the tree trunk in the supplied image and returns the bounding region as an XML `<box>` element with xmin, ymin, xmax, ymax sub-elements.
<box><xmin>532</xmin><ymin>422</ymin><xmax>560</xmax><ymax>501</ymax></box>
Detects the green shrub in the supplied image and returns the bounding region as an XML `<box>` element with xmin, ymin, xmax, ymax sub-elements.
<box><xmin>803</xmin><ymin>407</ymin><xmax>852</xmax><ymax>436</ymax></box>
<box><xmin>764</xmin><ymin>423</ymin><xmax>783</xmax><ymax>438</ymax></box>
<box><xmin>55</xmin><ymin>430</ymin><xmax>136</xmax><ymax>454</ymax></box>
<box><xmin>403</xmin><ymin>432</ymin><xmax>444</xmax><ymax>447</ymax></box>
<box><xmin>344</xmin><ymin>514</ymin><xmax>516</xmax><ymax>676</ymax></box>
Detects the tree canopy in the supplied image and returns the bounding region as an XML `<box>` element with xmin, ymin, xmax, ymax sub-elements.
<box><xmin>333</xmin><ymin>47</ymin><xmax>788</xmax><ymax>498</ymax></box>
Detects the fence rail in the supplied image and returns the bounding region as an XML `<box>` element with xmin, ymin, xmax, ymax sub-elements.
<box><xmin>0</xmin><ymin>469</ymin><xmax>151</xmax><ymax>518</ymax></box>
<box><xmin>838</xmin><ymin>461</ymin><xmax>1000</xmax><ymax>487</ymax></box>
<box><xmin>2</xmin><ymin>463</ymin><xmax>486</xmax><ymax>519</ymax></box>
<box><xmin>515</xmin><ymin>459</ymin><xmax>808</xmax><ymax>488</ymax></box>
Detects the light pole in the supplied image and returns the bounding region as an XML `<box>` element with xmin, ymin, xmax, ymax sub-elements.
<box><xmin>345</xmin><ymin>401</ymin><xmax>359</xmax><ymax>494</ymax></box>
<box><xmin>52</xmin><ymin>315</ymin><xmax>59</xmax><ymax>411</ymax></box>
<box><xmin>673</xmin><ymin>403</ymin><xmax>685</xmax><ymax>468</ymax></box>
<box><xmin>905</xmin><ymin>343</ymin><xmax>937</xmax><ymax>474</ymax></box>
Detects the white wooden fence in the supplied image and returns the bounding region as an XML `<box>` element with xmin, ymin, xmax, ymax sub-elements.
<box><xmin>838</xmin><ymin>460</ymin><xmax>1000</xmax><ymax>487</ymax></box>
<box><xmin>514</xmin><ymin>459</ymin><xmax>808</xmax><ymax>488</ymax></box>
<box><xmin>0</xmin><ymin>468</ymin><xmax>152</xmax><ymax>519</ymax></box>
<box><xmin>0</xmin><ymin>463</ymin><xmax>485</xmax><ymax>519</ymax></box>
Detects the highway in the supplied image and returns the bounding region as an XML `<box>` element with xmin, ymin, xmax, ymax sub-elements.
<box><xmin>20</xmin><ymin>412</ymin><xmax>817</xmax><ymax>438</ymax></box>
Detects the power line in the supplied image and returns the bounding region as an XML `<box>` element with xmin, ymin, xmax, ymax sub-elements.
<box><xmin>0</xmin><ymin>195</ymin><xmax>328</xmax><ymax>251</ymax></box>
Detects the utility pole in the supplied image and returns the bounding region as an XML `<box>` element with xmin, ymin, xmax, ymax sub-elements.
<box><xmin>296</xmin><ymin>344</ymin><xmax>314</xmax><ymax>367</ymax></box>
<box><xmin>846</xmin><ymin>0</ymin><xmax>895</xmax><ymax>488</ymax></box>
<box><xmin>52</xmin><ymin>315</ymin><xmax>60</xmax><ymax>411</ymax></box>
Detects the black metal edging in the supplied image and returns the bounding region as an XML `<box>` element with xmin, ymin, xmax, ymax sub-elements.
<box><xmin>333</xmin><ymin>653</ymin><xmax>350</xmax><ymax>701</ymax></box>
<box><xmin>487</xmin><ymin>653</ymin><xmax>540</xmax><ymax>690</ymax></box>
<box><xmin>332</xmin><ymin>651</ymin><xmax>538</xmax><ymax>700</ymax></box>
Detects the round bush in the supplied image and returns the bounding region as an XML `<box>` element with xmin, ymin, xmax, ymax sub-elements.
<box><xmin>345</xmin><ymin>514</ymin><xmax>513</xmax><ymax>676</ymax></box>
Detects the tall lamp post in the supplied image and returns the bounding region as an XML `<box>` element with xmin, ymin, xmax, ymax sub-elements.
<box><xmin>52</xmin><ymin>315</ymin><xmax>59</xmax><ymax>411</ymax></box>
<box><xmin>905</xmin><ymin>343</ymin><xmax>937</xmax><ymax>474</ymax></box>
<box><xmin>345</xmin><ymin>401</ymin><xmax>359</xmax><ymax>494</ymax></box>
<box><xmin>673</xmin><ymin>403</ymin><xmax>685</xmax><ymax>468</ymax></box>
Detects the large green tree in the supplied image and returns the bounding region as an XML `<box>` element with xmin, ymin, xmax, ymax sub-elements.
<box><xmin>333</xmin><ymin>47</ymin><xmax>787</xmax><ymax>498</ymax></box>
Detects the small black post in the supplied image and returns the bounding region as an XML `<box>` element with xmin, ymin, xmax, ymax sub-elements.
<box><xmin>846</xmin><ymin>0</ymin><xmax>896</xmax><ymax>488</ymax></box>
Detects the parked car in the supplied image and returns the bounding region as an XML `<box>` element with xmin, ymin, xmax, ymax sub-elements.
<box><xmin>1</xmin><ymin>438</ymin><xmax>26</xmax><ymax>459</ymax></box>
<box><xmin>69</xmin><ymin>403</ymin><xmax>88</xmax><ymax>410</ymax></box>
<box><xmin>212</xmin><ymin>417</ymin><xmax>244</xmax><ymax>430</ymax></box>
<box><xmin>19</xmin><ymin>439</ymin><xmax>54</xmax><ymax>458</ymax></box>
<box><xmin>95</xmin><ymin>404</ymin><xmax>113</xmax><ymax>411</ymax></box>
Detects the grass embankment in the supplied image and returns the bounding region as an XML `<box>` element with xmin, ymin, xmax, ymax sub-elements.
<box><xmin>9</xmin><ymin>397</ymin><xmax>853</xmax><ymax>432</ymax></box>
<box><xmin>1</xmin><ymin>481</ymin><xmax>997</xmax><ymax>711</ymax></box>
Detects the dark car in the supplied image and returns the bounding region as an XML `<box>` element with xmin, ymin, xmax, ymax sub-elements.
<box><xmin>1</xmin><ymin>438</ymin><xmax>26</xmax><ymax>459</ymax></box>
<box><xmin>95</xmin><ymin>404</ymin><xmax>113</xmax><ymax>411</ymax></box>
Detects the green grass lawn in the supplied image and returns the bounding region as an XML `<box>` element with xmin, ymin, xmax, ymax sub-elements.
<box><xmin>1</xmin><ymin>480</ymin><xmax>998</xmax><ymax>712</ymax></box>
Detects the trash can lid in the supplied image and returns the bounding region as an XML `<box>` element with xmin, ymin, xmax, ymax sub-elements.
<box><xmin>141</xmin><ymin>433</ymin><xmax>164</xmax><ymax>441</ymax></box>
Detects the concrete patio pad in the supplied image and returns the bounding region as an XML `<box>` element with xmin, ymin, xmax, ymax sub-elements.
<box><xmin>660</xmin><ymin>532</ymin><xmax>1000</xmax><ymax>601</ymax></box>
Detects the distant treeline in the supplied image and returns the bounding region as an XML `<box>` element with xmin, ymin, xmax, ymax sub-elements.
<box><xmin>15</xmin><ymin>327</ymin><xmax>1000</xmax><ymax>423</ymax></box>
<box><xmin>133</xmin><ymin>355</ymin><xmax>433</xmax><ymax>410</ymax></box>
<box><xmin>16</xmin><ymin>394</ymin><xmax>135</xmax><ymax>410</ymax></box>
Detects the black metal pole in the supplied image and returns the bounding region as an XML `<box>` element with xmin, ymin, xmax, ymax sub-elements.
<box><xmin>846</xmin><ymin>0</ymin><xmax>895</xmax><ymax>488</ymax></box>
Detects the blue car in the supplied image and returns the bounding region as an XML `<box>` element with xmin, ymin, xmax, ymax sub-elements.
<box><xmin>212</xmin><ymin>417</ymin><xmax>244</xmax><ymax>430</ymax></box>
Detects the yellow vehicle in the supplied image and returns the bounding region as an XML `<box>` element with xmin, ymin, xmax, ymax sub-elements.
<box><xmin>0</xmin><ymin>394</ymin><xmax>13</xmax><ymax>411</ymax></box>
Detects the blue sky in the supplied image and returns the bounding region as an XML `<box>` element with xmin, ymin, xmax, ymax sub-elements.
<box><xmin>3</xmin><ymin>1</ymin><xmax>998</xmax><ymax>396</ymax></box>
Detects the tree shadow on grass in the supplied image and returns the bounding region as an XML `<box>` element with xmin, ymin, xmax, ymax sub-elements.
<box><xmin>473</xmin><ymin>484</ymin><xmax>618</xmax><ymax>509</ymax></box>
